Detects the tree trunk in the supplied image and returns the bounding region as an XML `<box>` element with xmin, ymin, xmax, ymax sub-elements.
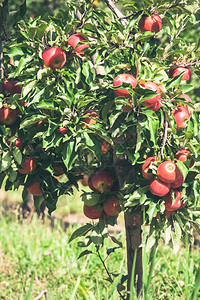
<box><xmin>114</xmin><ymin>157</ymin><xmax>143</xmax><ymax>297</ymax></box>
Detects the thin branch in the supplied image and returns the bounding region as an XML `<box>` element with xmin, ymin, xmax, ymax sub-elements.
<box><xmin>160</xmin><ymin>110</ymin><xmax>168</xmax><ymax>160</ymax></box>
<box><xmin>104</xmin><ymin>0</ymin><xmax>128</xmax><ymax>26</ymax></box>
<box><xmin>0</xmin><ymin>41</ymin><xmax>4</xmax><ymax>93</ymax></box>
<box><xmin>33</xmin><ymin>289</ymin><xmax>48</xmax><ymax>300</ymax></box>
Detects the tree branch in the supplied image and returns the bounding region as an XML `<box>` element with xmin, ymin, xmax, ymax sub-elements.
<box><xmin>104</xmin><ymin>0</ymin><xmax>128</xmax><ymax>26</ymax></box>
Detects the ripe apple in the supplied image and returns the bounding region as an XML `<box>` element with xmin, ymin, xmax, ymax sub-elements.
<box><xmin>42</xmin><ymin>46</ymin><xmax>66</xmax><ymax>70</ymax></box>
<box><xmin>139</xmin><ymin>81</ymin><xmax>161</xmax><ymax>111</ymax></box>
<box><xmin>171</xmin><ymin>169</ymin><xmax>184</xmax><ymax>189</ymax></box>
<box><xmin>7</xmin><ymin>136</ymin><xmax>22</xmax><ymax>151</ymax></box>
<box><xmin>68</xmin><ymin>34</ymin><xmax>89</xmax><ymax>54</ymax></box>
<box><xmin>53</xmin><ymin>165</ymin><xmax>64</xmax><ymax>176</ymax></box>
<box><xmin>101</xmin><ymin>140</ymin><xmax>110</xmax><ymax>155</ymax></box>
<box><xmin>103</xmin><ymin>196</ymin><xmax>121</xmax><ymax>216</ymax></box>
<box><xmin>0</xmin><ymin>106</ymin><xmax>19</xmax><ymax>125</ymax></box>
<box><xmin>149</xmin><ymin>179</ymin><xmax>171</xmax><ymax>197</ymax></box>
<box><xmin>180</xmin><ymin>94</ymin><xmax>193</xmax><ymax>115</ymax></box>
<box><xmin>58</xmin><ymin>126</ymin><xmax>68</xmax><ymax>135</ymax></box>
<box><xmin>169</xmin><ymin>66</ymin><xmax>191</xmax><ymax>81</ymax></box>
<box><xmin>88</xmin><ymin>170</ymin><xmax>114</xmax><ymax>193</ymax></box>
<box><xmin>175</xmin><ymin>148</ymin><xmax>194</xmax><ymax>168</ymax></box>
<box><xmin>83</xmin><ymin>204</ymin><xmax>103</xmax><ymax>219</ymax></box>
<box><xmin>164</xmin><ymin>190</ymin><xmax>182</xmax><ymax>211</ymax></box>
<box><xmin>18</xmin><ymin>157</ymin><xmax>37</xmax><ymax>174</ymax></box>
<box><xmin>172</xmin><ymin>106</ymin><xmax>190</xmax><ymax>130</ymax></box>
<box><xmin>113</xmin><ymin>74</ymin><xmax>137</xmax><ymax>97</ymax></box>
<box><xmin>88</xmin><ymin>173</ymin><xmax>96</xmax><ymax>191</ymax></box>
<box><xmin>142</xmin><ymin>156</ymin><xmax>158</xmax><ymax>180</ymax></box>
<box><xmin>138</xmin><ymin>13</ymin><xmax>162</xmax><ymax>33</ymax></box>
<box><xmin>81</xmin><ymin>109</ymin><xmax>98</xmax><ymax>128</ymax></box>
<box><xmin>27</xmin><ymin>181</ymin><xmax>42</xmax><ymax>196</ymax></box>
<box><xmin>79</xmin><ymin>173</ymin><xmax>89</xmax><ymax>186</ymax></box>
<box><xmin>3</xmin><ymin>80</ymin><xmax>22</xmax><ymax>94</ymax></box>
<box><xmin>157</xmin><ymin>161</ymin><xmax>178</xmax><ymax>183</ymax></box>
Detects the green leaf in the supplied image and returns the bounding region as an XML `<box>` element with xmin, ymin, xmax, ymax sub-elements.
<box><xmin>69</xmin><ymin>224</ymin><xmax>93</xmax><ymax>243</ymax></box>
<box><xmin>110</xmin><ymin>235</ymin><xmax>123</xmax><ymax>248</ymax></box>
<box><xmin>77</xmin><ymin>250</ymin><xmax>94</xmax><ymax>259</ymax></box>
<box><xmin>12</xmin><ymin>147</ymin><xmax>22</xmax><ymax>165</ymax></box>
<box><xmin>7</xmin><ymin>46</ymin><xmax>24</xmax><ymax>57</ymax></box>
<box><xmin>1</xmin><ymin>152</ymin><xmax>12</xmax><ymax>172</ymax></box>
<box><xmin>146</xmin><ymin>116</ymin><xmax>159</xmax><ymax>146</ymax></box>
<box><xmin>147</xmin><ymin>202</ymin><xmax>158</xmax><ymax>222</ymax></box>
<box><xmin>176</xmin><ymin>160</ymin><xmax>189</xmax><ymax>180</ymax></box>
<box><xmin>20</xmin><ymin>114</ymin><xmax>47</xmax><ymax>129</ymax></box>
<box><xmin>22</xmin><ymin>80</ymin><xmax>37</xmax><ymax>97</ymax></box>
<box><xmin>62</xmin><ymin>139</ymin><xmax>78</xmax><ymax>171</ymax></box>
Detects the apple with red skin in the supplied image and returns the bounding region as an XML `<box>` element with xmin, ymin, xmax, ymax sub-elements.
<box><xmin>58</xmin><ymin>126</ymin><xmax>68</xmax><ymax>135</ymax></box>
<box><xmin>169</xmin><ymin>66</ymin><xmax>191</xmax><ymax>81</ymax></box>
<box><xmin>42</xmin><ymin>46</ymin><xmax>66</xmax><ymax>70</ymax></box>
<box><xmin>18</xmin><ymin>157</ymin><xmax>37</xmax><ymax>174</ymax></box>
<box><xmin>53</xmin><ymin>165</ymin><xmax>64</xmax><ymax>176</ymax></box>
<box><xmin>142</xmin><ymin>156</ymin><xmax>158</xmax><ymax>180</ymax></box>
<box><xmin>175</xmin><ymin>149</ymin><xmax>194</xmax><ymax>168</ymax></box>
<box><xmin>101</xmin><ymin>140</ymin><xmax>110</xmax><ymax>155</ymax></box>
<box><xmin>149</xmin><ymin>179</ymin><xmax>171</xmax><ymax>196</ymax></box>
<box><xmin>139</xmin><ymin>81</ymin><xmax>161</xmax><ymax>111</ymax></box>
<box><xmin>157</xmin><ymin>161</ymin><xmax>179</xmax><ymax>183</ymax></box>
<box><xmin>7</xmin><ymin>136</ymin><xmax>22</xmax><ymax>151</ymax></box>
<box><xmin>27</xmin><ymin>181</ymin><xmax>42</xmax><ymax>196</ymax></box>
<box><xmin>3</xmin><ymin>80</ymin><xmax>22</xmax><ymax>94</ymax></box>
<box><xmin>138</xmin><ymin>13</ymin><xmax>162</xmax><ymax>33</ymax></box>
<box><xmin>88</xmin><ymin>173</ymin><xmax>96</xmax><ymax>191</ymax></box>
<box><xmin>113</xmin><ymin>74</ymin><xmax>137</xmax><ymax>97</ymax></box>
<box><xmin>103</xmin><ymin>196</ymin><xmax>121</xmax><ymax>216</ymax></box>
<box><xmin>88</xmin><ymin>170</ymin><xmax>114</xmax><ymax>193</ymax></box>
<box><xmin>0</xmin><ymin>106</ymin><xmax>19</xmax><ymax>125</ymax></box>
<box><xmin>172</xmin><ymin>106</ymin><xmax>190</xmax><ymax>130</ymax></box>
<box><xmin>171</xmin><ymin>170</ymin><xmax>184</xmax><ymax>189</ymax></box>
<box><xmin>83</xmin><ymin>204</ymin><xmax>103</xmax><ymax>219</ymax></box>
<box><xmin>81</xmin><ymin>109</ymin><xmax>98</xmax><ymax>128</ymax></box>
<box><xmin>180</xmin><ymin>94</ymin><xmax>193</xmax><ymax>115</ymax></box>
<box><xmin>164</xmin><ymin>190</ymin><xmax>182</xmax><ymax>211</ymax></box>
<box><xmin>68</xmin><ymin>34</ymin><xmax>89</xmax><ymax>54</ymax></box>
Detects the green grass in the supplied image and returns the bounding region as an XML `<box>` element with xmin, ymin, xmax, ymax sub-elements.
<box><xmin>0</xmin><ymin>191</ymin><xmax>200</xmax><ymax>299</ymax></box>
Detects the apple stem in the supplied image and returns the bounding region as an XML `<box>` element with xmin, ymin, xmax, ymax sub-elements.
<box><xmin>161</xmin><ymin>109</ymin><xmax>169</xmax><ymax>160</ymax></box>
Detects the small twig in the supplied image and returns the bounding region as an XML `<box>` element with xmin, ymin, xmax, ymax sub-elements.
<box><xmin>160</xmin><ymin>109</ymin><xmax>168</xmax><ymax>160</ymax></box>
<box><xmin>104</xmin><ymin>0</ymin><xmax>128</xmax><ymax>26</ymax></box>
<box><xmin>33</xmin><ymin>289</ymin><xmax>48</xmax><ymax>300</ymax></box>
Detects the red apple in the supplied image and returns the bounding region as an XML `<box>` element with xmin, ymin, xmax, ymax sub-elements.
<box><xmin>81</xmin><ymin>109</ymin><xmax>98</xmax><ymax>128</ymax></box>
<box><xmin>42</xmin><ymin>46</ymin><xmax>66</xmax><ymax>70</ymax></box>
<box><xmin>169</xmin><ymin>66</ymin><xmax>191</xmax><ymax>81</ymax></box>
<box><xmin>142</xmin><ymin>156</ymin><xmax>158</xmax><ymax>180</ymax></box>
<box><xmin>157</xmin><ymin>161</ymin><xmax>178</xmax><ymax>183</ymax></box>
<box><xmin>138</xmin><ymin>13</ymin><xmax>162</xmax><ymax>33</ymax></box>
<box><xmin>83</xmin><ymin>204</ymin><xmax>103</xmax><ymax>219</ymax></box>
<box><xmin>53</xmin><ymin>165</ymin><xmax>64</xmax><ymax>176</ymax></box>
<box><xmin>0</xmin><ymin>106</ymin><xmax>19</xmax><ymax>125</ymax></box>
<box><xmin>18</xmin><ymin>157</ymin><xmax>37</xmax><ymax>174</ymax></box>
<box><xmin>171</xmin><ymin>169</ymin><xmax>184</xmax><ymax>189</ymax></box>
<box><xmin>88</xmin><ymin>170</ymin><xmax>114</xmax><ymax>193</ymax></box>
<box><xmin>149</xmin><ymin>179</ymin><xmax>171</xmax><ymax>197</ymax></box>
<box><xmin>172</xmin><ymin>106</ymin><xmax>190</xmax><ymax>130</ymax></box>
<box><xmin>180</xmin><ymin>94</ymin><xmax>193</xmax><ymax>115</ymax></box>
<box><xmin>103</xmin><ymin>196</ymin><xmax>121</xmax><ymax>216</ymax></box>
<box><xmin>175</xmin><ymin>149</ymin><xmax>194</xmax><ymax>168</ymax></box>
<box><xmin>164</xmin><ymin>190</ymin><xmax>182</xmax><ymax>211</ymax></box>
<box><xmin>3</xmin><ymin>80</ymin><xmax>22</xmax><ymax>94</ymax></box>
<box><xmin>58</xmin><ymin>126</ymin><xmax>68</xmax><ymax>135</ymax></box>
<box><xmin>7</xmin><ymin>136</ymin><xmax>22</xmax><ymax>151</ymax></box>
<box><xmin>113</xmin><ymin>74</ymin><xmax>137</xmax><ymax>97</ymax></box>
<box><xmin>68</xmin><ymin>34</ymin><xmax>89</xmax><ymax>54</ymax></box>
<box><xmin>27</xmin><ymin>181</ymin><xmax>42</xmax><ymax>196</ymax></box>
<box><xmin>88</xmin><ymin>173</ymin><xmax>96</xmax><ymax>191</ymax></box>
<box><xmin>139</xmin><ymin>81</ymin><xmax>161</xmax><ymax>111</ymax></box>
<box><xmin>101</xmin><ymin>140</ymin><xmax>110</xmax><ymax>155</ymax></box>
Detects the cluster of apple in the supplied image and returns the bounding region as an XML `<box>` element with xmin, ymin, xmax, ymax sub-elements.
<box><xmin>142</xmin><ymin>149</ymin><xmax>194</xmax><ymax>217</ymax></box>
<box><xmin>82</xmin><ymin>170</ymin><xmax>121</xmax><ymax>220</ymax></box>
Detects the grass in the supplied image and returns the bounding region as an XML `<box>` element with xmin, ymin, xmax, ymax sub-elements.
<box><xmin>0</xmin><ymin>189</ymin><xmax>200</xmax><ymax>299</ymax></box>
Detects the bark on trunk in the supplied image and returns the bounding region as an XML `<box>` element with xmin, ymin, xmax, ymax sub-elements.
<box><xmin>114</xmin><ymin>157</ymin><xmax>143</xmax><ymax>297</ymax></box>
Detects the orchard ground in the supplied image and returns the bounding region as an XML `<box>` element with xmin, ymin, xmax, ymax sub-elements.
<box><xmin>0</xmin><ymin>187</ymin><xmax>199</xmax><ymax>300</ymax></box>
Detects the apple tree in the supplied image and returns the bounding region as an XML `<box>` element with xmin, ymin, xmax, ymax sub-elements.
<box><xmin>0</xmin><ymin>0</ymin><xmax>200</xmax><ymax>297</ymax></box>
